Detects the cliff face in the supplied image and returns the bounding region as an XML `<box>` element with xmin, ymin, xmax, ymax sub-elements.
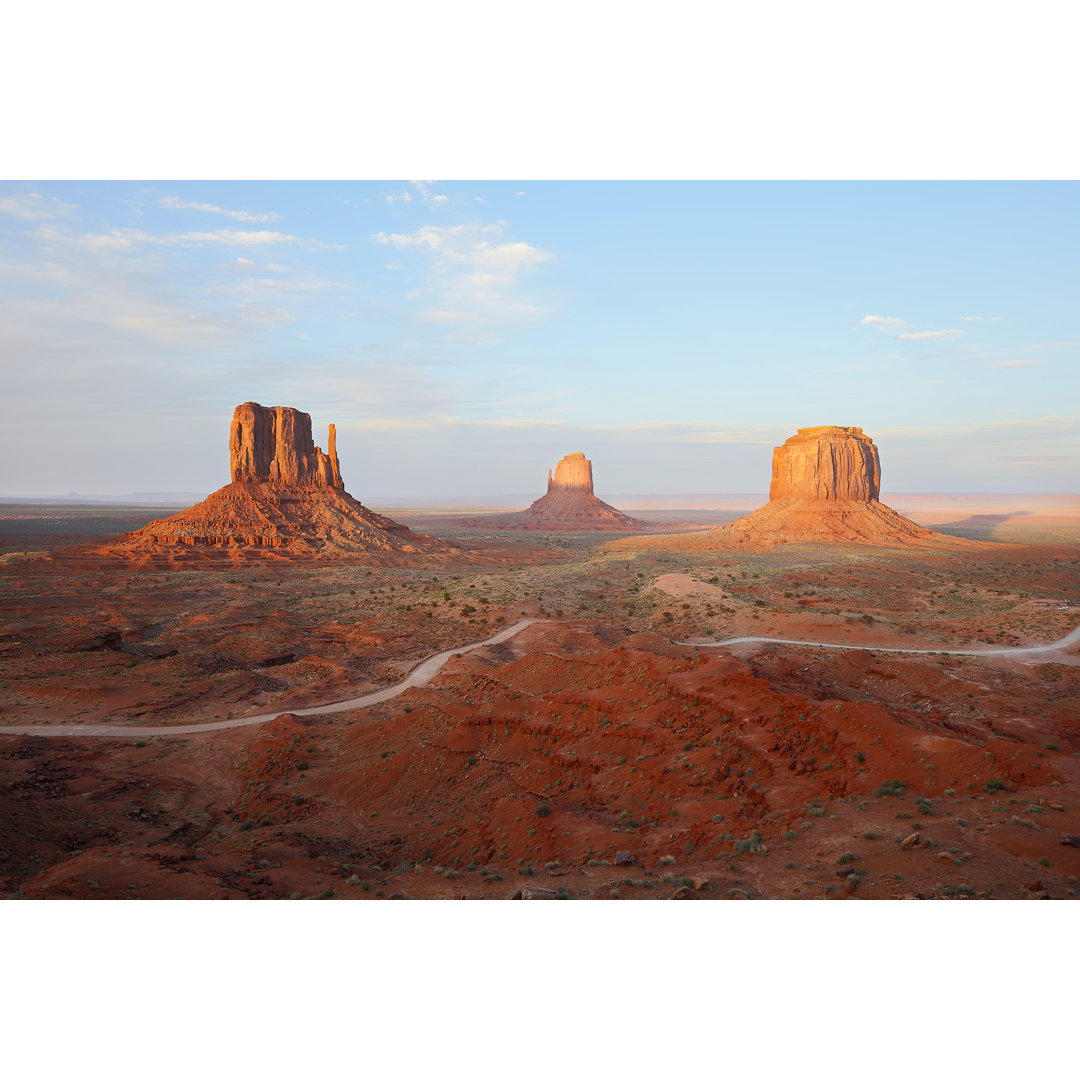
<box><xmin>229</xmin><ymin>402</ymin><xmax>342</xmax><ymax>489</ymax></box>
<box><xmin>769</xmin><ymin>426</ymin><xmax>880</xmax><ymax>502</ymax></box>
<box><xmin>547</xmin><ymin>452</ymin><xmax>595</xmax><ymax>494</ymax></box>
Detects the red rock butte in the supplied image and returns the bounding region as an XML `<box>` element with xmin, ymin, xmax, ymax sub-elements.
<box><xmin>230</xmin><ymin>402</ymin><xmax>343</xmax><ymax>489</ymax></box>
<box><xmin>114</xmin><ymin>402</ymin><xmax>448</xmax><ymax>556</ymax></box>
<box><xmin>457</xmin><ymin>452</ymin><xmax>647</xmax><ymax>532</ymax></box>
<box><xmin>609</xmin><ymin>426</ymin><xmax>966</xmax><ymax>552</ymax></box>
<box><xmin>724</xmin><ymin>425</ymin><xmax>955</xmax><ymax>545</ymax></box>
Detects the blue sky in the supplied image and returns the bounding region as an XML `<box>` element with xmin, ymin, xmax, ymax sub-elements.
<box><xmin>0</xmin><ymin>180</ymin><xmax>1076</xmax><ymax>497</ymax></box>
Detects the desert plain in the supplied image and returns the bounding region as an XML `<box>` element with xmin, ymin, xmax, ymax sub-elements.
<box><xmin>2</xmin><ymin>477</ymin><xmax>1078</xmax><ymax>901</ymax></box>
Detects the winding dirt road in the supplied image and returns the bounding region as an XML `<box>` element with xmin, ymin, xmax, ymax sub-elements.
<box><xmin>676</xmin><ymin>621</ymin><xmax>1080</xmax><ymax>658</ymax></box>
<box><xmin>0</xmin><ymin>618</ymin><xmax>545</xmax><ymax>740</ymax></box>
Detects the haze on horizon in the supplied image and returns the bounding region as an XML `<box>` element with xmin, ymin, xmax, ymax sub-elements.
<box><xmin>0</xmin><ymin>180</ymin><xmax>1076</xmax><ymax>500</ymax></box>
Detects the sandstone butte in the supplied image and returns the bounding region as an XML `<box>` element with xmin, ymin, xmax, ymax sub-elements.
<box><xmin>611</xmin><ymin>426</ymin><xmax>965</xmax><ymax>551</ymax></box>
<box><xmin>457</xmin><ymin>452</ymin><xmax>648</xmax><ymax>532</ymax></box>
<box><xmin>115</xmin><ymin>402</ymin><xmax>448</xmax><ymax>556</ymax></box>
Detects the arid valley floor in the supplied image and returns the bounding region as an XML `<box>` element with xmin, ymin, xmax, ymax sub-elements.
<box><xmin>1</xmin><ymin>496</ymin><xmax>1078</xmax><ymax>900</ymax></box>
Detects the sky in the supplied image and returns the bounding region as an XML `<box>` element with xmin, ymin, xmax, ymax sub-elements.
<box><xmin>0</xmin><ymin>180</ymin><xmax>1076</xmax><ymax>499</ymax></box>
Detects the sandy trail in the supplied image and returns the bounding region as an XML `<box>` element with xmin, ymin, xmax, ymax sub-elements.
<box><xmin>677</xmin><ymin>622</ymin><xmax>1080</xmax><ymax>658</ymax></box>
<box><xmin>0</xmin><ymin>619</ymin><xmax>545</xmax><ymax>739</ymax></box>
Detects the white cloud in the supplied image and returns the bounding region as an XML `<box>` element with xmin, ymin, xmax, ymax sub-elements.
<box><xmin>431</xmin><ymin>194</ymin><xmax>449</xmax><ymax>206</ymax></box>
<box><xmin>897</xmin><ymin>329</ymin><xmax>963</xmax><ymax>340</ymax></box>
<box><xmin>860</xmin><ymin>315</ymin><xmax>905</xmax><ymax>331</ymax></box>
<box><xmin>0</xmin><ymin>191</ymin><xmax>78</xmax><ymax>221</ymax></box>
<box><xmin>159</xmin><ymin>196</ymin><xmax>278</xmax><ymax>223</ymax></box>
<box><xmin>385</xmin><ymin>191</ymin><xmax>413</xmax><ymax>203</ymax></box>
<box><xmin>515</xmin><ymin>191</ymin><xmax>526</xmax><ymax>196</ymax></box>
<box><xmin>371</xmin><ymin>220</ymin><xmax>553</xmax><ymax>331</ymax></box>
<box><xmin>992</xmin><ymin>359</ymin><xmax>1045</xmax><ymax>368</ymax></box>
<box><xmin>35</xmin><ymin>225</ymin><xmax>336</xmax><ymax>251</ymax></box>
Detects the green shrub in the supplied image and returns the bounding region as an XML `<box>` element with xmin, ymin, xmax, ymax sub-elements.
<box><xmin>873</xmin><ymin>779</ymin><xmax>906</xmax><ymax>797</ymax></box>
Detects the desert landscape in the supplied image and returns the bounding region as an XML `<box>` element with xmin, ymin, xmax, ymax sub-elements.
<box><xmin>2</xmin><ymin>412</ymin><xmax>1077</xmax><ymax>901</ymax></box>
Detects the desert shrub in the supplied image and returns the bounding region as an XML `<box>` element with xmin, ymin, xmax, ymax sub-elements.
<box><xmin>984</xmin><ymin>778</ymin><xmax>1007</xmax><ymax>793</ymax></box>
<box><xmin>733</xmin><ymin>830</ymin><xmax>766</xmax><ymax>855</ymax></box>
<box><xmin>837</xmin><ymin>852</ymin><xmax>858</xmax><ymax>865</ymax></box>
<box><xmin>536</xmin><ymin>803</ymin><xmax>551</xmax><ymax>818</ymax></box>
<box><xmin>873</xmin><ymin>779</ymin><xmax>906</xmax><ymax>797</ymax></box>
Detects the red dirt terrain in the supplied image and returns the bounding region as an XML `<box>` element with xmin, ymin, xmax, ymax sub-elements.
<box><xmin>2</xmin><ymin>452</ymin><xmax>1078</xmax><ymax>899</ymax></box>
<box><xmin>3</xmin><ymin>552</ymin><xmax>1079</xmax><ymax>899</ymax></box>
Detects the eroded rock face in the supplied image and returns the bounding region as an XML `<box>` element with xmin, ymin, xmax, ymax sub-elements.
<box><xmin>547</xmin><ymin>452</ymin><xmax>594</xmax><ymax>494</ymax></box>
<box><xmin>229</xmin><ymin>402</ymin><xmax>342</xmax><ymax>489</ymax></box>
<box><xmin>769</xmin><ymin>426</ymin><xmax>880</xmax><ymax>502</ymax></box>
<box><xmin>113</xmin><ymin>401</ymin><xmax>453</xmax><ymax>557</ymax></box>
<box><xmin>723</xmin><ymin>425</ymin><xmax>945</xmax><ymax>546</ymax></box>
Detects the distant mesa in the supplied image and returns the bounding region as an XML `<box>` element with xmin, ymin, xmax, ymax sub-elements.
<box><xmin>114</xmin><ymin>402</ymin><xmax>448</xmax><ymax>556</ymax></box>
<box><xmin>457</xmin><ymin>452</ymin><xmax>648</xmax><ymax>532</ymax></box>
<box><xmin>726</xmin><ymin>425</ymin><xmax>948</xmax><ymax>545</ymax></box>
<box><xmin>610</xmin><ymin>425</ymin><xmax>964</xmax><ymax>551</ymax></box>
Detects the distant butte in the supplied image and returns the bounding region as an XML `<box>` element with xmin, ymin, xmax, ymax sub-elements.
<box><xmin>724</xmin><ymin>425</ymin><xmax>952</xmax><ymax>545</ymax></box>
<box><xmin>113</xmin><ymin>402</ymin><xmax>449</xmax><ymax>556</ymax></box>
<box><xmin>457</xmin><ymin>452</ymin><xmax>648</xmax><ymax>532</ymax></box>
<box><xmin>608</xmin><ymin>425</ymin><xmax>967</xmax><ymax>552</ymax></box>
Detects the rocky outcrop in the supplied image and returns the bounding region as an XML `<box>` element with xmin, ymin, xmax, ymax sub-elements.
<box><xmin>769</xmin><ymin>426</ymin><xmax>880</xmax><ymax>502</ymax></box>
<box><xmin>230</xmin><ymin>402</ymin><xmax>342</xmax><ymax>488</ymax></box>
<box><xmin>547</xmin><ymin>452</ymin><xmax>594</xmax><ymax>493</ymax></box>
<box><xmin>606</xmin><ymin>425</ymin><xmax>967</xmax><ymax>551</ymax></box>
<box><xmin>457</xmin><ymin>452</ymin><xmax>647</xmax><ymax>532</ymax></box>
<box><xmin>725</xmin><ymin>426</ymin><xmax>950</xmax><ymax>546</ymax></box>
<box><xmin>114</xmin><ymin>402</ymin><xmax>450</xmax><ymax>557</ymax></box>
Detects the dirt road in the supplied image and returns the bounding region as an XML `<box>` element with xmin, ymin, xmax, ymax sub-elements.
<box><xmin>0</xmin><ymin>619</ymin><xmax>545</xmax><ymax>739</ymax></box>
